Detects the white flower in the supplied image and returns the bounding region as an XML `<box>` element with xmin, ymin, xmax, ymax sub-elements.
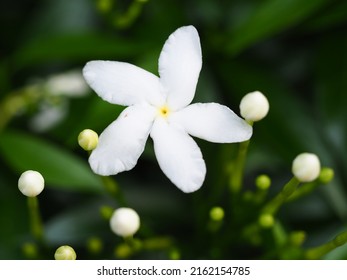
<box><xmin>110</xmin><ymin>208</ymin><xmax>140</xmax><ymax>237</ymax></box>
<box><xmin>240</xmin><ymin>91</ymin><xmax>269</xmax><ymax>122</ymax></box>
<box><xmin>83</xmin><ymin>25</ymin><xmax>252</xmax><ymax>193</ymax></box>
<box><xmin>18</xmin><ymin>170</ymin><xmax>45</xmax><ymax>197</ymax></box>
<box><xmin>292</xmin><ymin>153</ymin><xmax>321</xmax><ymax>182</ymax></box>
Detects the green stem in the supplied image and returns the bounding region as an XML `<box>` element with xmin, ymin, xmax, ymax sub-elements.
<box><xmin>305</xmin><ymin>231</ymin><xmax>347</xmax><ymax>259</ymax></box>
<box><xmin>27</xmin><ymin>197</ymin><xmax>44</xmax><ymax>241</ymax></box>
<box><xmin>262</xmin><ymin>177</ymin><xmax>300</xmax><ymax>216</ymax></box>
<box><xmin>287</xmin><ymin>167</ymin><xmax>334</xmax><ymax>202</ymax></box>
<box><xmin>100</xmin><ymin>0</ymin><xmax>148</xmax><ymax>29</ymax></box>
<box><xmin>229</xmin><ymin>140</ymin><xmax>250</xmax><ymax>193</ymax></box>
<box><xmin>142</xmin><ymin>236</ymin><xmax>173</xmax><ymax>251</ymax></box>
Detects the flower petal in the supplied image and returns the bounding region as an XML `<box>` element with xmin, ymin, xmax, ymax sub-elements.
<box><xmin>170</xmin><ymin>103</ymin><xmax>253</xmax><ymax>143</ymax></box>
<box><xmin>158</xmin><ymin>26</ymin><xmax>202</xmax><ymax>110</ymax></box>
<box><xmin>83</xmin><ymin>61</ymin><xmax>164</xmax><ymax>106</ymax></box>
<box><xmin>150</xmin><ymin>118</ymin><xmax>206</xmax><ymax>193</ymax></box>
<box><xmin>89</xmin><ymin>104</ymin><xmax>156</xmax><ymax>176</ymax></box>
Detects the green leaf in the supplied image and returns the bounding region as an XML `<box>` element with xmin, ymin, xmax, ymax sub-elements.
<box><xmin>315</xmin><ymin>32</ymin><xmax>347</xmax><ymax>149</ymax></box>
<box><xmin>227</xmin><ymin>0</ymin><xmax>330</xmax><ymax>55</ymax></box>
<box><xmin>45</xmin><ymin>201</ymin><xmax>108</xmax><ymax>246</ymax></box>
<box><xmin>12</xmin><ymin>32</ymin><xmax>149</xmax><ymax>70</ymax></box>
<box><xmin>303</xmin><ymin>1</ymin><xmax>347</xmax><ymax>32</ymax></box>
<box><xmin>0</xmin><ymin>130</ymin><xmax>103</xmax><ymax>192</ymax></box>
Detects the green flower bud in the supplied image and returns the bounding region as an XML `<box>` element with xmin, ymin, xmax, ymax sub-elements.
<box><xmin>87</xmin><ymin>237</ymin><xmax>103</xmax><ymax>254</ymax></box>
<box><xmin>209</xmin><ymin>206</ymin><xmax>225</xmax><ymax>221</ymax></box>
<box><xmin>169</xmin><ymin>248</ymin><xmax>181</xmax><ymax>260</ymax></box>
<box><xmin>100</xmin><ymin>205</ymin><xmax>114</xmax><ymax>220</ymax></box>
<box><xmin>54</xmin><ymin>245</ymin><xmax>77</xmax><ymax>260</ymax></box>
<box><xmin>256</xmin><ymin>174</ymin><xmax>271</xmax><ymax>190</ymax></box>
<box><xmin>22</xmin><ymin>242</ymin><xmax>38</xmax><ymax>259</ymax></box>
<box><xmin>78</xmin><ymin>129</ymin><xmax>98</xmax><ymax>151</ymax></box>
<box><xmin>259</xmin><ymin>213</ymin><xmax>274</xmax><ymax>228</ymax></box>
<box><xmin>290</xmin><ymin>231</ymin><xmax>306</xmax><ymax>247</ymax></box>
<box><xmin>319</xmin><ymin>167</ymin><xmax>334</xmax><ymax>184</ymax></box>
<box><xmin>115</xmin><ymin>243</ymin><xmax>132</xmax><ymax>259</ymax></box>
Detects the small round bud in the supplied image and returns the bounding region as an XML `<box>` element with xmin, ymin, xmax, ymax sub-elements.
<box><xmin>240</xmin><ymin>91</ymin><xmax>269</xmax><ymax>121</ymax></box>
<box><xmin>100</xmin><ymin>205</ymin><xmax>114</xmax><ymax>220</ymax></box>
<box><xmin>169</xmin><ymin>248</ymin><xmax>181</xmax><ymax>260</ymax></box>
<box><xmin>115</xmin><ymin>243</ymin><xmax>132</xmax><ymax>259</ymax></box>
<box><xmin>54</xmin><ymin>245</ymin><xmax>77</xmax><ymax>260</ymax></box>
<box><xmin>78</xmin><ymin>129</ymin><xmax>98</xmax><ymax>151</ymax></box>
<box><xmin>255</xmin><ymin>174</ymin><xmax>271</xmax><ymax>190</ymax></box>
<box><xmin>18</xmin><ymin>170</ymin><xmax>44</xmax><ymax>197</ymax></box>
<box><xmin>86</xmin><ymin>237</ymin><xmax>103</xmax><ymax>254</ymax></box>
<box><xmin>319</xmin><ymin>167</ymin><xmax>334</xmax><ymax>184</ymax></box>
<box><xmin>290</xmin><ymin>231</ymin><xmax>306</xmax><ymax>247</ymax></box>
<box><xmin>209</xmin><ymin>207</ymin><xmax>225</xmax><ymax>221</ymax></box>
<box><xmin>292</xmin><ymin>153</ymin><xmax>321</xmax><ymax>182</ymax></box>
<box><xmin>22</xmin><ymin>242</ymin><xmax>38</xmax><ymax>259</ymax></box>
<box><xmin>259</xmin><ymin>213</ymin><xmax>274</xmax><ymax>228</ymax></box>
<box><xmin>110</xmin><ymin>208</ymin><xmax>140</xmax><ymax>237</ymax></box>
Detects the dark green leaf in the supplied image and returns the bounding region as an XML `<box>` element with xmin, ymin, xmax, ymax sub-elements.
<box><xmin>0</xmin><ymin>130</ymin><xmax>103</xmax><ymax>192</ymax></box>
<box><xmin>227</xmin><ymin>0</ymin><xmax>330</xmax><ymax>55</ymax></box>
<box><xmin>12</xmin><ymin>33</ymin><xmax>149</xmax><ymax>70</ymax></box>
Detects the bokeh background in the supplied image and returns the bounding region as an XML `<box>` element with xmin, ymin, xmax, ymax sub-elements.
<box><xmin>1</xmin><ymin>0</ymin><xmax>347</xmax><ymax>259</ymax></box>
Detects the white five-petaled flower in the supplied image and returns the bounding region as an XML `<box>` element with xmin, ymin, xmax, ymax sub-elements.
<box><xmin>83</xmin><ymin>26</ymin><xmax>253</xmax><ymax>193</ymax></box>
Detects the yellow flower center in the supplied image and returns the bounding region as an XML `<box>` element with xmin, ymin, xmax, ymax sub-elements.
<box><xmin>158</xmin><ymin>105</ymin><xmax>170</xmax><ymax>118</ymax></box>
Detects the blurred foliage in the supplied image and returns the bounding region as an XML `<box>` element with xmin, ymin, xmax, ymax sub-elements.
<box><xmin>1</xmin><ymin>0</ymin><xmax>347</xmax><ymax>260</ymax></box>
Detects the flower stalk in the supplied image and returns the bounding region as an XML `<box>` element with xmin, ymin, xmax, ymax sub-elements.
<box><xmin>27</xmin><ymin>196</ymin><xmax>44</xmax><ymax>241</ymax></box>
<box><xmin>229</xmin><ymin>139</ymin><xmax>251</xmax><ymax>193</ymax></box>
<box><xmin>262</xmin><ymin>177</ymin><xmax>300</xmax><ymax>216</ymax></box>
<box><xmin>305</xmin><ymin>231</ymin><xmax>347</xmax><ymax>259</ymax></box>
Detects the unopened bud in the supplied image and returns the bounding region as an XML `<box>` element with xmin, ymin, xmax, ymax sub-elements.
<box><xmin>18</xmin><ymin>170</ymin><xmax>44</xmax><ymax>197</ymax></box>
<box><xmin>110</xmin><ymin>208</ymin><xmax>140</xmax><ymax>237</ymax></box>
<box><xmin>100</xmin><ymin>205</ymin><xmax>114</xmax><ymax>220</ymax></box>
<box><xmin>54</xmin><ymin>245</ymin><xmax>77</xmax><ymax>260</ymax></box>
<box><xmin>87</xmin><ymin>237</ymin><xmax>103</xmax><ymax>254</ymax></box>
<box><xmin>209</xmin><ymin>207</ymin><xmax>225</xmax><ymax>221</ymax></box>
<box><xmin>259</xmin><ymin>213</ymin><xmax>274</xmax><ymax>228</ymax></box>
<box><xmin>290</xmin><ymin>231</ymin><xmax>306</xmax><ymax>247</ymax></box>
<box><xmin>319</xmin><ymin>167</ymin><xmax>334</xmax><ymax>184</ymax></box>
<box><xmin>292</xmin><ymin>153</ymin><xmax>321</xmax><ymax>182</ymax></box>
<box><xmin>256</xmin><ymin>174</ymin><xmax>271</xmax><ymax>190</ymax></box>
<box><xmin>240</xmin><ymin>91</ymin><xmax>269</xmax><ymax>122</ymax></box>
<box><xmin>115</xmin><ymin>243</ymin><xmax>132</xmax><ymax>259</ymax></box>
<box><xmin>22</xmin><ymin>242</ymin><xmax>38</xmax><ymax>259</ymax></box>
<box><xmin>78</xmin><ymin>129</ymin><xmax>98</xmax><ymax>151</ymax></box>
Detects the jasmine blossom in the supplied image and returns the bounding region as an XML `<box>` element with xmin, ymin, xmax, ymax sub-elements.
<box><xmin>83</xmin><ymin>26</ymin><xmax>252</xmax><ymax>192</ymax></box>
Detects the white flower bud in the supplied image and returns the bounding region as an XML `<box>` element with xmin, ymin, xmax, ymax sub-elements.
<box><xmin>18</xmin><ymin>170</ymin><xmax>44</xmax><ymax>197</ymax></box>
<box><xmin>78</xmin><ymin>129</ymin><xmax>98</xmax><ymax>151</ymax></box>
<box><xmin>292</xmin><ymin>153</ymin><xmax>321</xmax><ymax>182</ymax></box>
<box><xmin>54</xmin><ymin>245</ymin><xmax>77</xmax><ymax>260</ymax></box>
<box><xmin>110</xmin><ymin>208</ymin><xmax>140</xmax><ymax>237</ymax></box>
<box><xmin>240</xmin><ymin>91</ymin><xmax>269</xmax><ymax>121</ymax></box>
